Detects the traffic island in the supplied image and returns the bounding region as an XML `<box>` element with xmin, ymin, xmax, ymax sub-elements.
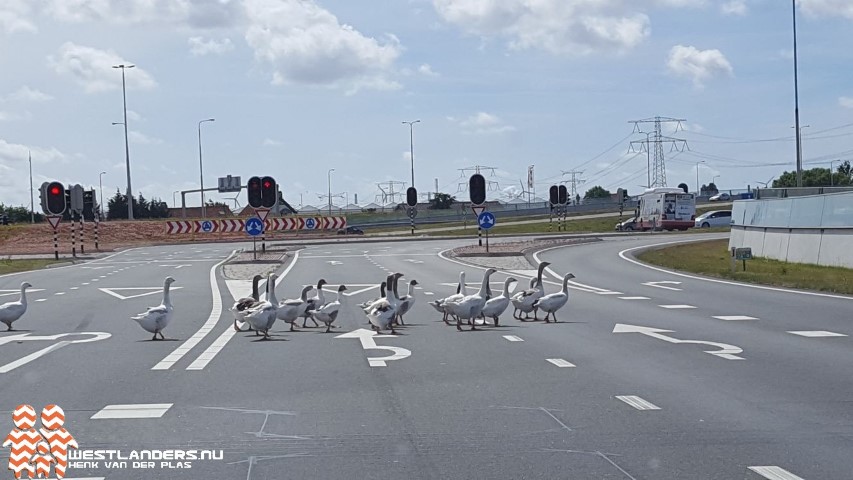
<box><xmin>447</xmin><ymin>237</ymin><xmax>600</xmax><ymax>270</ymax></box>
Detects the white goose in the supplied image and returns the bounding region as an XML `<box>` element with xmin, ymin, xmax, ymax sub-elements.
<box><xmin>428</xmin><ymin>271</ymin><xmax>466</xmax><ymax>324</ymax></box>
<box><xmin>312</xmin><ymin>285</ymin><xmax>347</xmax><ymax>333</ymax></box>
<box><xmin>277</xmin><ymin>285</ymin><xmax>313</xmax><ymax>331</ymax></box>
<box><xmin>395</xmin><ymin>279</ymin><xmax>419</xmax><ymax>325</ymax></box>
<box><xmin>510</xmin><ymin>261</ymin><xmax>550</xmax><ymax>321</ymax></box>
<box><xmin>480</xmin><ymin>277</ymin><xmax>517</xmax><ymax>326</ymax></box>
<box><xmin>244</xmin><ymin>273</ymin><xmax>279</xmax><ymax>339</ymax></box>
<box><xmin>231</xmin><ymin>275</ymin><xmax>264</xmax><ymax>332</ymax></box>
<box><xmin>510</xmin><ymin>277</ymin><xmax>536</xmax><ymax>319</ymax></box>
<box><xmin>444</xmin><ymin>268</ymin><xmax>497</xmax><ymax>331</ymax></box>
<box><xmin>358</xmin><ymin>281</ymin><xmax>386</xmax><ymax>312</ymax></box>
<box><xmin>131</xmin><ymin>277</ymin><xmax>175</xmax><ymax>340</ymax></box>
<box><xmin>533</xmin><ymin>273</ymin><xmax>575</xmax><ymax>323</ymax></box>
<box><xmin>0</xmin><ymin>282</ymin><xmax>32</xmax><ymax>331</ymax></box>
<box><xmin>300</xmin><ymin>279</ymin><xmax>327</xmax><ymax>328</ymax></box>
<box><xmin>366</xmin><ymin>277</ymin><xmax>398</xmax><ymax>335</ymax></box>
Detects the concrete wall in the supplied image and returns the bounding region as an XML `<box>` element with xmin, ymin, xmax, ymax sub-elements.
<box><xmin>729</xmin><ymin>191</ymin><xmax>853</xmax><ymax>268</ymax></box>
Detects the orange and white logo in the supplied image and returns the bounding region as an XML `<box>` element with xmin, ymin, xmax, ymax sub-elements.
<box><xmin>2</xmin><ymin>404</ymin><xmax>77</xmax><ymax>479</ymax></box>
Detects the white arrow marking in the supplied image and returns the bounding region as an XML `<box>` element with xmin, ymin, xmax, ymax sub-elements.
<box><xmin>159</xmin><ymin>264</ymin><xmax>191</xmax><ymax>269</ymax></box>
<box><xmin>0</xmin><ymin>332</ymin><xmax>112</xmax><ymax>373</ymax></box>
<box><xmin>404</xmin><ymin>259</ymin><xmax>424</xmax><ymax>264</ymax></box>
<box><xmin>642</xmin><ymin>281</ymin><xmax>683</xmax><ymax>291</ymax></box>
<box><xmin>747</xmin><ymin>466</ymin><xmax>804</xmax><ymax>480</ymax></box>
<box><xmin>335</xmin><ymin>328</ymin><xmax>411</xmax><ymax>367</ymax></box>
<box><xmin>326</xmin><ymin>261</ymin><xmax>343</xmax><ymax>266</ymax></box>
<box><xmin>612</xmin><ymin>323</ymin><xmax>744</xmax><ymax>360</ymax></box>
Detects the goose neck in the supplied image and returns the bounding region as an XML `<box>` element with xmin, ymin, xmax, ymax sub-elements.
<box><xmin>502</xmin><ymin>279</ymin><xmax>512</xmax><ymax>296</ymax></box>
<box><xmin>19</xmin><ymin>285</ymin><xmax>28</xmax><ymax>305</ymax></box>
<box><xmin>163</xmin><ymin>283</ymin><xmax>172</xmax><ymax>306</ymax></box>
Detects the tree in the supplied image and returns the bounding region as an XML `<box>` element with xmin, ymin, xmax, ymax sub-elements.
<box><xmin>0</xmin><ymin>204</ymin><xmax>43</xmax><ymax>223</ymax></box>
<box><xmin>429</xmin><ymin>193</ymin><xmax>456</xmax><ymax>210</ymax></box>
<box><xmin>148</xmin><ymin>198</ymin><xmax>170</xmax><ymax>218</ymax></box>
<box><xmin>107</xmin><ymin>190</ymin><xmax>127</xmax><ymax>220</ymax></box>
<box><xmin>700</xmin><ymin>183</ymin><xmax>719</xmax><ymax>196</ymax></box>
<box><xmin>772</xmin><ymin>163</ymin><xmax>852</xmax><ymax>188</ymax></box>
<box><xmin>677</xmin><ymin>183</ymin><xmax>689</xmax><ymax>194</ymax></box>
<box><xmin>583</xmin><ymin>185</ymin><xmax>611</xmax><ymax>199</ymax></box>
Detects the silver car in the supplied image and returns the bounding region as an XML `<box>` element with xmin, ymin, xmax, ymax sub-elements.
<box><xmin>695</xmin><ymin>210</ymin><xmax>732</xmax><ymax>228</ymax></box>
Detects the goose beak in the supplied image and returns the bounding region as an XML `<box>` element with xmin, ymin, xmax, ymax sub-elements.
<box><xmin>567</xmin><ymin>273</ymin><xmax>576</xmax><ymax>279</ymax></box>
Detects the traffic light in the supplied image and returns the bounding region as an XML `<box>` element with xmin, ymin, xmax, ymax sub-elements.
<box><xmin>45</xmin><ymin>182</ymin><xmax>66</xmax><ymax>215</ymax></box>
<box><xmin>558</xmin><ymin>185</ymin><xmax>568</xmax><ymax>205</ymax></box>
<box><xmin>247</xmin><ymin>176</ymin><xmax>262</xmax><ymax>208</ymax></box>
<box><xmin>549</xmin><ymin>185</ymin><xmax>559</xmax><ymax>206</ymax></box>
<box><xmin>260</xmin><ymin>176</ymin><xmax>277</xmax><ymax>208</ymax></box>
<box><xmin>469</xmin><ymin>174</ymin><xmax>486</xmax><ymax>205</ymax></box>
<box><xmin>406</xmin><ymin>187</ymin><xmax>418</xmax><ymax>207</ymax></box>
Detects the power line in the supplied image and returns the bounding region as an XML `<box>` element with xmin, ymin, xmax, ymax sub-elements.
<box><xmin>629</xmin><ymin>116</ymin><xmax>689</xmax><ymax>188</ymax></box>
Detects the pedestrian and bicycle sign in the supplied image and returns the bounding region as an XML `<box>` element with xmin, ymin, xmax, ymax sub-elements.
<box><xmin>477</xmin><ymin>212</ymin><xmax>496</xmax><ymax>230</ymax></box>
<box><xmin>245</xmin><ymin>217</ymin><xmax>264</xmax><ymax>236</ymax></box>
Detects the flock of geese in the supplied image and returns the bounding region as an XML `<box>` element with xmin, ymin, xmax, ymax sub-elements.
<box><xmin>0</xmin><ymin>261</ymin><xmax>574</xmax><ymax>341</ymax></box>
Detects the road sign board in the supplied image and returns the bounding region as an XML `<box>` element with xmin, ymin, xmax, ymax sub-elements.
<box><xmin>46</xmin><ymin>216</ymin><xmax>62</xmax><ymax>229</ymax></box>
<box><xmin>218</xmin><ymin>175</ymin><xmax>242</xmax><ymax>193</ymax></box>
<box><xmin>735</xmin><ymin>247</ymin><xmax>752</xmax><ymax>260</ymax></box>
<box><xmin>70</xmin><ymin>184</ymin><xmax>84</xmax><ymax>213</ymax></box>
<box><xmin>472</xmin><ymin>205</ymin><xmax>485</xmax><ymax>217</ymax></box>
<box><xmin>200</xmin><ymin>220</ymin><xmax>214</xmax><ymax>233</ymax></box>
<box><xmin>245</xmin><ymin>217</ymin><xmax>264</xmax><ymax>236</ymax></box>
<box><xmin>304</xmin><ymin>218</ymin><xmax>317</xmax><ymax>230</ymax></box>
<box><xmin>478</xmin><ymin>211</ymin><xmax>496</xmax><ymax>230</ymax></box>
<box><xmin>407</xmin><ymin>206</ymin><xmax>418</xmax><ymax>218</ymax></box>
<box><xmin>254</xmin><ymin>208</ymin><xmax>270</xmax><ymax>223</ymax></box>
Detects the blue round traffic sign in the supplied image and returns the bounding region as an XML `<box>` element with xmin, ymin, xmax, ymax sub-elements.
<box><xmin>245</xmin><ymin>217</ymin><xmax>264</xmax><ymax>236</ymax></box>
<box><xmin>305</xmin><ymin>218</ymin><xmax>317</xmax><ymax>230</ymax></box>
<box><xmin>201</xmin><ymin>220</ymin><xmax>213</xmax><ymax>233</ymax></box>
<box><xmin>477</xmin><ymin>211</ymin><xmax>496</xmax><ymax>230</ymax></box>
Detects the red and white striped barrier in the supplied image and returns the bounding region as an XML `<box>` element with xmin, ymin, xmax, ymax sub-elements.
<box><xmin>219</xmin><ymin>219</ymin><xmax>244</xmax><ymax>232</ymax></box>
<box><xmin>166</xmin><ymin>216</ymin><xmax>346</xmax><ymax>234</ymax></box>
<box><xmin>166</xmin><ymin>221</ymin><xmax>194</xmax><ymax>234</ymax></box>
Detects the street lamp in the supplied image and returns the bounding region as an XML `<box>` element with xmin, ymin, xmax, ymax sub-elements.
<box><xmin>712</xmin><ymin>175</ymin><xmax>720</xmax><ymax>188</ymax></box>
<box><xmin>198</xmin><ymin>118</ymin><xmax>215</xmax><ymax>218</ymax></box>
<box><xmin>112</xmin><ymin>63</ymin><xmax>135</xmax><ymax>220</ymax></box>
<box><xmin>99</xmin><ymin>171</ymin><xmax>106</xmax><ymax>218</ymax></box>
<box><xmin>695</xmin><ymin>160</ymin><xmax>705</xmax><ymax>194</ymax></box>
<box><xmin>327</xmin><ymin>168</ymin><xmax>335</xmax><ymax>215</ymax></box>
<box><xmin>792</xmin><ymin>0</ymin><xmax>804</xmax><ymax>187</ymax></box>
<box><xmin>830</xmin><ymin>160</ymin><xmax>836</xmax><ymax>186</ymax></box>
<box><xmin>173</xmin><ymin>190</ymin><xmax>180</xmax><ymax>208</ymax></box>
<box><xmin>402</xmin><ymin>120</ymin><xmax>420</xmax><ymax>190</ymax></box>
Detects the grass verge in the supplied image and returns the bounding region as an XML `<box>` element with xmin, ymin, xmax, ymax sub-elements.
<box><xmin>0</xmin><ymin>259</ymin><xmax>65</xmax><ymax>275</ymax></box>
<box><xmin>636</xmin><ymin>239</ymin><xmax>853</xmax><ymax>295</ymax></box>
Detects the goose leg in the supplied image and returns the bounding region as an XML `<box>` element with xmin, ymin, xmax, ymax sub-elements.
<box><xmin>152</xmin><ymin>332</ymin><xmax>158</xmax><ymax>341</ymax></box>
<box><xmin>289</xmin><ymin>322</ymin><xmax>295</xmax><ymax>332</ymax></box>
<box><xmin>159</xmin><ymin>331</ymin><xmax>166</xmax><ymax>340</ymax></box>
<box><xmin>325</xmin><ymin>324</ymin><xmax>331</xmax><ymax>333</ymax></box>
<box><xmin>456</xmin><ymin>317</ymin><xmax>463</xmax><ymax>332</ymax></box>
<box><xmin>493</xmin><ymin>315</ymin><xmax>499</xmax><ymax>327</ymax></box>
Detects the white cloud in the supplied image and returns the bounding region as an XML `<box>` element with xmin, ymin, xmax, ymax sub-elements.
<box><xmin>126</xmin><ymin>110</ymin><xmax>143</xmax><ymax>121</ymax></box>
<box><xmin>666</xmin><ymin>45</ymin><xmax>733</xmax><ymax>87</ymax></box>
<box><xmin>721</xmin><ymin>0</ymin><xmax>747</xmax><ymax>15</ymax></box>
<box><xmin>44</xmin><ymin>0</ymin><xmax>244</xmax><ymax>28</ymax></box>
<box><xmin>0</xmin><ymin>111</ymin><xmax>32</xmax><ymax>122</ymax></box>
<box><xmin>262</xmin><ymin>138</ymin><xmax>282</xmax><ymax>146</ymax></box>
<box><xmin>432</xmin><ymin>0</ymin><xmax>654</xmax><ymax>55</ymax></box>
<box><xmin>0</xmin><ymin>139</ymin><xmax>66</xmax><ymax>165</ymax></box>
<box><xmin>840</xmin><ymin>97</ymin><xmax>853</xmax><ymax>108</ymax></box>
<box><xmin>3</xmin><ymin>86</ymin><xmax>53</xmax><ymax>102</ymax></box>
<box><xmin>128</xmin><ymin>131</ymin><xmax>163</xmax><ymax>145</ymax></box>
<box><xmin>244</xmin><ymin>0</ymin><xmax>402</xmax><ymax>93</ymax></box>
<box><xmin>799</xmin><ymin>0</ymin><xmax>853</xmax><ymax>20</ymax></box>
<box><xmin>418</xmin><ymin>63</ymin><xmax>439</xmax><ymax>77</ymax></box>
<box><xmin>188</xmin><ymin>36</ymin><xmax>234</xmax><ymax>56</ymax></box>
<box><xmin>453</xmin><ymin>111</ymin><xmax>516</xmax><ymax>134</ymax></box>
<box><xmin>48</xmin><ymin>42</ymin><xmax>157</xmax><ymax>93</ymax></box>
<box><xmin>0</xmin><ymin>0</ymin><xmax>37</xmax><ymax>34</ymax></box>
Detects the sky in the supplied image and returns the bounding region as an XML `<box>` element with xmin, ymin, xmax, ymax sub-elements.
<box><xmin>1</xmin><ymin>0</ymin><xmax>852</xmax><ymax>211</ymax></box>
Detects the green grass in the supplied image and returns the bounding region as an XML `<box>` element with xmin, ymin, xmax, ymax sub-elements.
<box><xmin>0</xmin><ymin>259</ymin><xmax>65</xmax><ymax>275</ymax></box>
<box><xmin>637</xmin><ymin>239</ymin><xmax>853</xmax><ymax>295</ymax></box>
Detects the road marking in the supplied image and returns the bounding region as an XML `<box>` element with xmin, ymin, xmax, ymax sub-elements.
<box><xmin>98</xmin><ymin>286</ymin><xmax>184</xmax><ymax>300</ymax></box>
<box><xmin>326</xmin><ymin>260</ymin><xmax>343</xmax><ymax>266</ymax></box>
<box><xmin>91</xmin><ymin>403</ymin><xmax>173</xmax><ymax>419</ymax></box>
<box><xmin>35</xmin><ymin>299</ymin><xmax>46</xmax><ymax>302</ymax></box>
<box><xmin>0</xmin><ymin>332</ymin><xmax>111</xmax><ymax>374</ymax></box>
<box><xmin>153</xmin><ymin>251</ymin><xmax>237</xmax><ymax>371</ymax></box>
<box><xmin>54</xmin><ymin>292</ymin><xmax>65</xmax><ymax>296</ymax></box>
<box><xmin>619</xmin><ymin>296</ymin><xmax>650</xmax><ymax>300</ymax></box>
<box><xmin>747</xmin><ymin>466</ymin><xmax>805</xmax><ymax>480</ymax></box>
<box><xmin>787</xmin><ymin>330</ymin><xmax>847</xmax><ymax>338</ymax></box>
<box><xmin>595</xmin><ymin>291</ymin><xmax>623</xmax><ymax>295</ymax></box>
<box><xmin>158</xmin><ymin>264</ymin><xmax>191</xmax><ymax>269</ymax></box>
<box><xmin>546</xmin><ymin>358</ymin><xmax>575</xmax><ymax>368</ymax></box>
<box><xmin>713</xmin><ymin>315</ymin><xmax>758</xmax><ymax>321</ymax></box>
<box><xmin>615</xmin><ymin>395</ymin><xmax>660</xmax><ymax>411</ymax></box>
<box><xmin>503</xmin><ymin>335</ymin><xmax>524</xmax><ymax>342</ymax></box>
<box><xmin>658</xmin><ymin>304</ymin><xmax>696</xmax><ymax>309</ymax></box>
<box><xmin>335</xmin><ymin>329</ymin><xmax>411</xmax><ymax>367</ymax></box>
<box><xmin>70</xmin><ymin>287</ymin><xmax>79</xmax><ymax>290</ymax></box>
<box><xmin>424</xmin><ymin>291</ymin><xmax>434</xmax><ymax>295</ymax></box>
<box><xmin>404</xmin><ymin>259</ymin><xmax>424</xmax><ymax>264</ymax></box>
<box><xmin>613</xmin><ymin>323</ymin><xmax>744</xmax><ymax>360</ymax></box>
<box><xmin>81</xmin><ymin>282</ymin><xmax>89</xmax><ymax>285</ymax></box>
<box><xmin>0</xmin><ymin>289</ymin><xmax>46</xmax><ymax>297</ymax></box>
<box><xmin>642</xmin><ymin>280</ymin><xmax>682</xmax><ymax>291</ymax></box>
<box><xmin>185</xmin><ymin>250</ymin><xmax>300</xmax><ymax>371</ymax></box>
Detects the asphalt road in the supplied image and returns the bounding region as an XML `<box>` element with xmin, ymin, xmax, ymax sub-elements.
<box><xmin>0</xmin><ymin>234</ymin><xmax>850</xmax><ymax>479</ymax></box>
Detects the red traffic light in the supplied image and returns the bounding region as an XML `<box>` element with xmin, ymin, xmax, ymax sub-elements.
<box><xmin>263</xmin><ymin>180</ymin><xmax>272</xmax><ymax>189</ymax></box>
<box><xmin>50</xmin><ymin>186</ymin><xmax>61</xmax><ymax>195</ymax></box>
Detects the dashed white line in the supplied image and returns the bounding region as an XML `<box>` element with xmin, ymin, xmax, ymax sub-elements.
<box><xmin>91</xmin><ymin>403</ymin><xmax>173</xmax><ymax>419</ymax></box>
<box><xmin>615</xmin><ymin>395</ymin><xmax>660</xmax><ymax>411</ymax></box>
<box><xmin>81</xmin><ymin>282</ymin><xmax>89</xmax><ymax>285</ymax></box>
<box><xmin>713</xmin><ymin>315</ymin><xmax>758</xmax><ymax>321</ymax></box>
<box><xmin>747</xmin><ymin>466</ymin><xmax>805</xmax><ymax>480</ymax></box>
<box><xmin>70</xmin><ymin>287</ymin><xmax>79</xmax><ymax>290</ymax></box>
<box><xmin>503</xmin><ymin>335</ymin><xmax>524</xmax><ymax>342</ymax></box>
<box><xmin>54</xmin><ymin>292</ymin><xmax>65</xmax><ymax>296</ymax></box>
<box><xmin>424</xmin><ymin>292</ymin><xmax>434</xmax><ymax>296</ymax></box>
<box><xmin>595</xmin><ymin>291</ymin><xmax>624</xmax><ymax>295</ymax></box>
<box><xmin>658</xmin><ymin>304</ymin><xmax>696</xmax><ymax>309</ymax></box>
<box><xmin>619</xmin><ymin>296</ymin><xmax>650</xmax><ymax>300</ymax></box>
<box><xmin>787</xmin><ymin>330</ymin><xmax>847</xmax><ymax>338</ymax></box>
<box><xmin>35</xmin><ymin>299</ymin><xmax>46</xmax><ymax>302</ymax></box>
<box><xmin>546</xmin><ymin>358</ymin><xmax>575</xmax><ymax>368</ymax></box>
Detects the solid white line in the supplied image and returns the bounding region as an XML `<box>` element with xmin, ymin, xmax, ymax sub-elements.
<box><xmin>747</xmin><ymin>466</ymin><xmax>805</xmax><ymax>480</ymax></box>
<box><xmin>546</xmin><ymin>358</ymin><xmax>575</xmax><ymax>368</ymax></box>
<box><xmin>0</xmin><ymin>341</ymin><xmax>70</xmax><ymax>373</ymax></box>
<box><xmin>787</xmin><ymin>330</ymin><xmax>847</xmax><ymax>338</ymax></box>
<box><xmin>186</xmin><ymin>250</ymin><xmax>301</xmax><ymax>370</ymax></box>
<box><xmin>619</xmin><ymin>240</ymin><xmax>853</xmax><ymax>301</ymax></box>
<box><xmin>91</xmin><ymin>403</ymin><xmax>173</xmax><ymax>419</ymax></box>
<box><xmin>619</xmin><ymin>296</ymin><xmax>650</xmax><ymax>300</ymax></box>
<box><xmin>503</xmin><ymin>335</ymin><xmax>524</xmax><ymax>342</ymax></box>
<box><xmin>533</xmin><ymin>246</ymin><xmax>613</xmax><ymax>293</ymax></box>
<box><xmin>615</xmin><ymin>395</ymin><xmax>660</xmax><ymax>411</ymax></box>
<box><xmin>658</xmin><ymin>304</ymin><xmax>696</xmax><ymax>309</ymax></box>
<box><xmin>152</xmin><ymin>251</ymin><xmax>237</xmax><ymax>370</ymax></box>
<box><xmin>713</xmin><ymin>315</ymin><xmax>758</xmax><ymax>321</ymax></box>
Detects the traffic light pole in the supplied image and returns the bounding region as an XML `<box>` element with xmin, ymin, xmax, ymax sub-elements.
<box><xmin>71</xmin><ymin>215</ymin><xmax>76</xmax><ymax>258</ymax></box>
<box><xmin>53</xmin><ymin>226</ymin><xmax>59</xmax><ymax>260</ymax></box>
<box><xmin>79</xmin><ymin>215</ymin><xmax>85</xmax><ymax>254</ymax></box>
<box><xmin>95</xmin><ymin>212</ymin><xmax>100</xmax><ymax>250</ymax></box>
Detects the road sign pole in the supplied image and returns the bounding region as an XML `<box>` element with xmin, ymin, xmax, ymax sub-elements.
<box><xmin>478</xmin><ymin>226</ymin><xmax>482</xmax><ymax>247</ymax></box>
<box><xmin>253</xmin><ymin>237</ymin><xmax>257</xmax><ymax>261</ymax></box>
<box><xmin>71</xmin><ymin>214</ymin><xmax>76</xmax><ymax>258</ymax></box>
<box><xmin>79</xmin><ymin>215</ymin><xmax>85</xmax><ymax>254</ymax></box>
<box><xmin>485</xmin><ymin>229</ymin><xmax>489</xmax><ymax>253</ymax></box>
<box><xmin>53</xmin><ymin>227</ymin><xmax>58</xmax><ymax>260</ymax></box>
<box><xmin>549</xmin><ymin>207</ymin><xmax>553</xmax><ymax>232</ymax></box>
<box><xmin>411</xmin><ymin>215</ymin><xmax>414</xmax><ymax>236</ymax></box>
<box><xmin>94</xmin><ymin>213</ymin><xmax>99</xmax><ymax>250</ymax></box>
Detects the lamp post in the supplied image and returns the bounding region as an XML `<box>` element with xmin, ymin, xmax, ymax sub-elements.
<box><xmin>327</xmin><ymin>168</ymin><xmax>335</xmax><ymax>215</ymax></box>
<box><xmin>712</xmin><ymin>175</ymin><xmax>720</xmax><ymax>189</ymax></box>
<box><xmin>792</xmin><ymin>0</ymin><xmax>804</xmax><ymax>187</ymax></box>
<box><xmin>830</xmin><ymin>160</ymin><xmax>836</xmax><ymax>186</ymax></box>
<box><xmin>695</xmin><ymin>160</ymin><xmax>705</xmax><ymax>194</ymax></box>
<box><xmin>198</xmin><ymin>118</ymin><xmax>215</xmax><ymax>218</ymax></box>
<box><xmin>28</xmin><ymin>151</ymin><xmax>34</xmax><ymax>223</ymax></box>
<box><xmin>112</xmin><ymin>64</ymin><xmax>135</xmax><ymax>220</ymax></box>
<box><xmin>402</xmin><ymin>120</ymin><xmax>420</xmax><ymax>190</ymax></box>
<box><xmin>99</xmin><ymin>171</ymin><xmax>106</xmax><ymax>218</ymax></box>
<box><xmin>173</xmin><ymin>190</ymin><xmax>180</xmax><ymax>208</ymax></box>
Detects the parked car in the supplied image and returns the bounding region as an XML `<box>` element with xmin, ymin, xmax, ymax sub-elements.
<box><xmin>695</xmin><ymin>210</ymin><xmax>732</xmax><ymax>228</ymax></box>
<box><xmin>337</xmin><ymin>226</ymin><xmax>364</xmax><ymax>235</ymax></box>
<box><xmin>615</xmin><ymin>216</ymin><xmax>640</xmax><ymax>231</ymax></box>
<box><xmin>709</xmin><ymin>192</ymin><xmax>731</xmax><ymax>202</ymax></box>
